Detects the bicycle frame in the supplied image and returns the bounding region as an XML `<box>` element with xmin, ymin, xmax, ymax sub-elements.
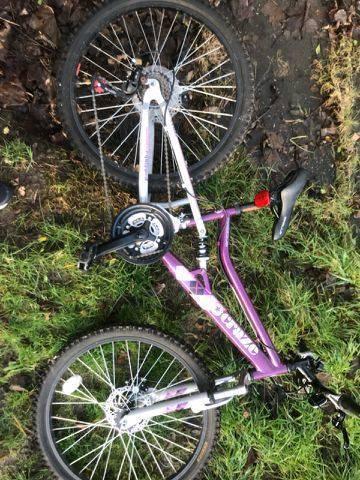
<box><xmin>119</xmin><ymin>206</ymin><xmax>289</xmax><ymax>429</ymax></box>
<box><xmin>118</xmin><ymin>79</ymin><xmax>289</xmax><ymax>428</ymax></box>
<box><xmin>163</xmin><ymin>206</ymin><xmax>288</xmax><ymax>380</ymax></box>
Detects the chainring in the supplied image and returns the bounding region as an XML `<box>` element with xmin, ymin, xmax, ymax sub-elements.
<box><xmin>111</xmin><ymin>204</ymin><xmax>174</xmax><ymax>265</ymax></box>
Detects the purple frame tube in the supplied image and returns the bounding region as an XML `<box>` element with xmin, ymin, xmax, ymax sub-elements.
<box><xmin>161</xmin><ymin>207</ymin><xmax>288</xmax><ymax>381</ymax></box>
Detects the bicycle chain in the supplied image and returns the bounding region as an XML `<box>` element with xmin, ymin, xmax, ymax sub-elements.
<box><xmin>91</xmin><ymin>86</ymin><xmax>113</xmax><ymax>228</ymax></box>
<box><xmin>164</xmin><ymin>131</ymin><xmax>173</xmax><ymax>211</ymax></box>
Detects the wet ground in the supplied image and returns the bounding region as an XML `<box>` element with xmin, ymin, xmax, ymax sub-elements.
<box><xmin>230</xmin><ymin>0</ymin><xmax>336</xmax><ymax>184</ymax></box>
<box><xmin>0</xmin><ymin>0</ymin><xmax>345</xmax><ymax>186</ymax></box>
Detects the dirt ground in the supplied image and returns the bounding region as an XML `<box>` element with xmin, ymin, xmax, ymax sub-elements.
<box><xmin>0</xmin><ymin>0</ymin><xmax>358</xmax><ymax>185</ymax></box>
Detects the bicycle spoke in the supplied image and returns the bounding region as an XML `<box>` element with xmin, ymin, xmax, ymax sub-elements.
<box><xmin>180</xmin><ymin>109</ymin><xmax>220</xmax><ymax>141</ymax></box>
<box><xmin>171</xmin><ymin>107</ymin><xmax>232</xmax><ymax>117</ymax></box>
<box><xmin>79</xmin><ymin>428</ymin><xmax>114</xmax><ymax>474</ymax></box>
<box><xmin>102</xmin><ymin>28</ymin><xmax>133</xmax><ymax>68</ymax></box>
<box><xmin>177</xmin><ymin>132</ymin><xmax>201</xmax><ymax>161</ymax></box>
<box><xmin>89</xmin><ymin>100</ymin><xmax>134</xmax><ymax>139</ymax></box>
<box><xmin>70</xmin><ymin>431</ymin><xmax>117</xmax><ymax>466</ymax></box>
<box><xmin>90</xmin><ymin>41</ymin><xmax>130</xmax><ymax>71</ymax></box>
<box><xmin>176</xmin><ymin>33</ymin><xmax>215</xmax><ymax>71</ymax></box>
<box><xmin>52</xmin><ymin>416</ymin><xmax>110</xmax><ymax>429</ymax></box>
<box><xmin>101</xmin><ymin>108</ymin><xmax>136</xmax><ymax>147</ymax></box>
<box><xmin>116</xmin><ymin>435</ymin><xmax>132</xmax><ymax>480</ymax></box>
<box><xmin>87</xmin><ymin>349</ymin><xmax>115</xmax><ymax>388</ymax></box>
<box><xmin>159</xmin><ymin>413</ymin><xmax>203</xmax><ymax>429</ymax></box>
<box><xmin>185</xmin><ymin>87</ymin><xmax>236</xmax><ymax>103</ymax></box>
<box><xmin>85</xmin><ymin>109</ymin><xmax>137</xmax><ymax>127</ymax></box>
<box><xmin>129</xmin><ymin>436</ymin><xmax>152</xmax><ymax>480</ymax></box>
<box><xmin>156</xmin><ymin>11</ymin><xmax>178</xmax><ymax>64</ymax></box>
<box><xmin>135</xmin><ymin>12</ymin><xmax>156</xmax><ymax>64</ymax></box>
<box><xmin>149</xmin><ymin>9</ymin><xmax>159</xmax><ymax>54</ymax></box>
<box><xmin>191</xmin><ymin>71</ymin><xmax>235</xmax><ymax>88</ymax></box>
<box><xmin>175</xmin><ymin>24</ymin><xmax>204</xmax><ymax>69</ymax></box>
<box><xmin>118</xmin><ymin>434</ymin><xmax>139</xmax><ymax>480</ymax></box>
<box><xmin>156</xmin><ymin>371</ymin><xmax>190</xmax><ymax>393</ymax></box>
<box><xmin>122</xmin><ymin>16</ymin><xmax>136</xmax><ymax>59</ymax></box>
<box><xmin>83</xmin><ymin>56</ymin><xmax>123</xmax><ymax>82</ymax></box>
<box><xmin>153</xmin><ymin>357</ymin><xmax>176</xmax><ymax>390</ymax></box>
<box><xmin>180</xmin><ymin>112</ymin><xmax>212</xmax><ymax>152</ymax></box>
<box><xmin>174</xmin><ymin>17</ymin><xmax>192</xmax><ymax>67</ymax></box>
<box><xmin>56</xmin><ymin>419</ymin><xmax>107</xmax><ymax>444</ymax></box>
<box><xmin>132</xmin><ymin>431</ymin><xmax>184</xmax><ymax>465</ymax></box>
<box><xmin>148</xmin><ymin>419</ymin><xmax>199</xmax><ymax>442</ymax></box>
<box><xmin>111</xmin><ymin>122</ymin><xmax>140</xmax><ymax>156</ymax></box>
<box><xmin>142</xmin><ymin>428</ymin><xmax>193</xmax><ymax>453</ymax></box>
<box><xmin>176</xmin><ymin>44</ymin><xmax>222</xmax><ymax>72</ymax></box>
<box><xmin>139</xmin><ymin>430</ymin><xmax>165</xmax><ymax>479</ymax></box>
<box><xmin>77</xmin><ymin>357</ymin><xmax>113</xmax><ymax>389</ymax></box>
<box><xmin>189</xmin><ymin>58</ymin><xmax>230</xmax><ymax>86</ymax></box>
<box><xmin>102</xmin><ymin>429</ymin><xmax>115</xmax><ymax>480</ymax></box>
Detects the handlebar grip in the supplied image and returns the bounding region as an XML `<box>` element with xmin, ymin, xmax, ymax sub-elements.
<box><xmin>272</xmin><ymin>168</ymin><xmax>309</xmax><ymax>241</ymax></box>
<box><xmin>338</xmin><ymin>394</ymin><xmax>360</xmax><ymax>418</ymax></box>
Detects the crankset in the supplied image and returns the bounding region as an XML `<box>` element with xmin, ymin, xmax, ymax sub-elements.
<box><xmin>78</xmin><ymin>204</ymin><xmax>174</xmax><ymax>270</ymax></box>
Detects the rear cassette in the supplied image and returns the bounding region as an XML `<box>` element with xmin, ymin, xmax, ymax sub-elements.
<box><xmin>111</xmin><ymin>204</ymin><xmax>174</xmax><ymax>265</ymax></box>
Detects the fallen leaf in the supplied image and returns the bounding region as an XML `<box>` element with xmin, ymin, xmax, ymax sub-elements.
<box><xmin>334</xmin><ymin>9</ymin><xmax>348</xmax><ymax>26</ymax></box>
<box><xmin>321</xmin><ymin>126</ymin><xmax>337</xmax><ymax>137</ymax></box>
<box><xmin>9</xmin><ymin>385</ymin><xmax>26</xmax><ymax>392</ymax></box>
<box><xmin>262</xmin><ymin>1</ymin><xmax>286</xmax><ymax>27</ymax></box>
<box><xmin>28</xmin><ymin>5</ymin><xmax>59</xmax><ymax>46</ymax></box>
<box><xmin>0</xmin><ymin>79</ymin><xmax>27</xmax><ymax>107</ymax></box>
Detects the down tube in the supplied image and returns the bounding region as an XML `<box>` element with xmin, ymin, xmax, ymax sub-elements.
<box><xmin>162</xmin><ymin>252</ymin><xmax>287</xmax><ymax>377</ymax></box>
<box><xmin>219</xmin><ymin>214</ymin><xmax>284</xmax><ymax>368</ymax></box>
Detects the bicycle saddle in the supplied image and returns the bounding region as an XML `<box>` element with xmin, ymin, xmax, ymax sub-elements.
<box><xmin>271</xmin><ymin>168</ymin><xmax>309</xmax><ymax>241</ymax></box>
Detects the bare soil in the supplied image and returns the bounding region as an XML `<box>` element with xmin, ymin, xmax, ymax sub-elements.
<box><xmin>0</xmin><ymin>0</ymin><xmax>358</xmax><ymax>185</ymax></box>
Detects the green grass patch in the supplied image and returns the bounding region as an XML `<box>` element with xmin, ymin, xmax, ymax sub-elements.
<box><xmin>0</xmin><ymin>34</ymin><xmax>359</xmax><ymax>478</ymax></box>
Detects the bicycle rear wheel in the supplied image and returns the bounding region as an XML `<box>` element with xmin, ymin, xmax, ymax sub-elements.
<box><xmin>36</xmin><ymin>327</ymin><xmax>218</xmax><ymax>480</ymax></box>
<box><xmin>58</xmin><ymin>0</ymin><xmax>254</xmax><ymax>192</ymax></box>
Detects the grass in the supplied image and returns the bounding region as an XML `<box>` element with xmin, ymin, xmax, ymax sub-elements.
<box><xmin>0</xmin><ymin>38</ymin><xmax>359</xmax><ymax>480</ymax></box>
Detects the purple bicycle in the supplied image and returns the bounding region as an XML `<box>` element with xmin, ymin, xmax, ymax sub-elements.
<box><xmin>36</xmin><ymin>1</ymin><xmax>359</xmax><ymax>479</ymax></box>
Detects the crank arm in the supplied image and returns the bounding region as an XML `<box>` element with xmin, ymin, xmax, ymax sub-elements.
<box><xmin>78</xmin><ymin>230</ymin><xmax>153</xmax><ymax>270</ymax></box>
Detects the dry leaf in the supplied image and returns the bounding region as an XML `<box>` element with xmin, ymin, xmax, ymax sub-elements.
<box><xmin>262</xmin><ymin>1</ymin><xmax>286</xmax><ymax>27</ymax></box>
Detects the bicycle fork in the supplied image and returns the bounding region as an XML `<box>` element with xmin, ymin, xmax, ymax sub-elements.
<box><xmin>118</xmin><ymin>374</ymin><xmax>250</xmax><ymax>432</ymax></box>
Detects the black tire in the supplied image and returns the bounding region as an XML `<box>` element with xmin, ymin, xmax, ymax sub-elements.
<box><xmin>58</xmin><ymin>0</ymin><xmax>254</xmax><ymax>193</ymax></box>
<box><xmin>36</xmin><ymin>326</ymin><xmax>219</xmax><ymax>480</ymax></box>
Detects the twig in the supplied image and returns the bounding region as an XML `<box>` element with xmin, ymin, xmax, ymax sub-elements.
<box><xmin>0</xmin><ymin>15</ymin><xmax>20</xmax><ymax>27</ymax></box>
<box><xmin>300</xmin><ymin>0</ymin><xmax>311</xmax><ymax>38</ymax></box>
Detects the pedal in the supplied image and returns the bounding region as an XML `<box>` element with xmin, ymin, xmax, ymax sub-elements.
<box><xmin>78</xmin><ymin>243</ymin><xmax>98</xmax><ymax>271</ymax></box>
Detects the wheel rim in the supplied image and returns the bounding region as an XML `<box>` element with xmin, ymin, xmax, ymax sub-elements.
<box><xmin>70</xmin><ymin>5</ymin><xmax>242</xmax><ymax>180</ymax></box>
<box><xmin>45</xmin><ymin>337</ymin><xmax>207</xmax><ymax>479</ymax></box>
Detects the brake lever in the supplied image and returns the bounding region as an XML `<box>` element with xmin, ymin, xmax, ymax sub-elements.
<box><xmin>332</xmin><ymin>411</ymin><xmax>350</xmax><ymax>450</ymax></box>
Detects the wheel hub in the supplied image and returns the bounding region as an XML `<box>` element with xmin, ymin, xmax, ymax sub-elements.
<box><xmin>104</xmin><ymin>386</ymin><xmax>153</xmax><ymax>433</ymax></box>
<box><xmin>134</xmin><ymin>65</ymin><xmax>182</xmax><ymax>121</ymax></box>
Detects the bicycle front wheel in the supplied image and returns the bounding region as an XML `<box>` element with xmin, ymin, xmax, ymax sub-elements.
<box><xmin>58</xmin><ymin>0</ymin><xmax>254</xmax><ymax>192</ymax></box>
<box><xmin>36</xmin><ymin>327</ymin><xmax>218</xmax><ymax>480</ymax></box>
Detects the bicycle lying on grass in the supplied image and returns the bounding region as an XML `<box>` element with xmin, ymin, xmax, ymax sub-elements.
<box><xmin>36</xmin><ymin>1</ymin><xmax>360</xmax><ymax>479</ymax></box>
